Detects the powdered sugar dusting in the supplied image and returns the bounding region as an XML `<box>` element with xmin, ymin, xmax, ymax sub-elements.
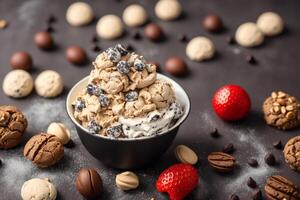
<box><xmin>200</xmin><ymin>111</ymin><xmax>275</xmax><ymax>194</ymax></box>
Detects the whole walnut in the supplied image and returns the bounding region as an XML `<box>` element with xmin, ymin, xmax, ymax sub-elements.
<box><xmin>0</xmin><ymin>105</ymin><xmax>27</xmax><ymax>149</ymax></box>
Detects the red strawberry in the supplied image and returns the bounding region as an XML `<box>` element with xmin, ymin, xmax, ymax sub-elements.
<box><xmin>212</xmin><ymin>84</ymin><xmax>251</xmax><ymax>121</ymax></box>
<box><xmin>156</xmin><ymin>163</ymin><xmax>199</xmax><ymax>200</ymax></box>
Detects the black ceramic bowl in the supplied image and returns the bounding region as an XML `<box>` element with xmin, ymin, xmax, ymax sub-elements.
<box><xmin>66</xmin><ymin>74</ymin><xmax>190</xmax><ymax>169</ymax></box>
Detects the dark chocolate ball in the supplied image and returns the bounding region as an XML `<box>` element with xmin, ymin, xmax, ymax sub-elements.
<box><xmin>165</xmin><ymin>57</ymin><xmax>187</xmax><ymax>76</ymax></box>
<box><xmin>75</xmin><ymin>168</ymin><xmax>103</xmax><ymax>199</ymax></box>
<box><xmin>66</xmin><ymin>45</ymin><xmax>87</xmax><ymax>65</ymax></box>
<box><xmin>10</xmin><ymin>51</ymin><xmax>33</xmax><ymax>71</ymax></box>
<box><xmin>202</xmin><ymin>15</ymin><xmax>223</xmax><ymax>33</ymax></box>
<box><xmin>34</xmin><ymin>31</ymin><xmax>54</xmax><ymax>50</ymax></box>
<box><xmin>144</xmin><ymin>23</ymin><xmax>164</xmax><ymax>41</ymax></box>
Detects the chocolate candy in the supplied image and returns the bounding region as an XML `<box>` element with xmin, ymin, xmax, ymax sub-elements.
<box><xmin>229</xmin><ymin>194</ymin><xmax>240</xmax><ymax>200</ymax></box>
<box><xmin>252</xmin><ymin>189</ymin><xmax>262</xmax><ymax>200</ymax></box>
<box><xmin>265</xmin><ymin>153</ymin><xmax>276</xmax><ymax>166</ymax></box>
<box><xmin>202</xmin><ymin>15</ymin><xmax>223</xmax><ymax>33</ymax></box>
<box><xmin>75</xmin><ymin>168</ymin><xmax>103</xmax><ymax>199</ymax></box>
<box><xmin>207</xmin><ymin>152</ymin><xmax>236</xmax><ymax>173</ymax></box>
<box><xmin>247</xmin><ymin>177</ymin><xmax>257</xmax><ymax>188</ymax></box>
<box><xmin>210</xmin><ymin>128</ymin><xmax>220</xmax><ymax>138</ymax></box>
<box><xmin>248</xmin><ymin>158</ymin><xmax>258</xmax><ymax>167</ymax></box>
<box><xmin>144</xmin><ymin>23</ymin><xmax>164</xmax><ymax>41</ymax></box>
<box><xmin>10</xmin><ymin>51</ymin><xmax>33</xmax><ymax>71</ymax></box>
<box><xmin>222</xmin><ymin>143</ymin><xmax>234</xmax><ymax>154</ymax></box>
<box><xmin>65</xmin><ymin>45</ymin><xmax>87</xmax><ymax>65</ymax></box>
<box><xmin>273</xmin><ymin>140</ymin><xmax>283</xmax><ymax>149</ymax></box>
<box><xmin>165</xmin><ymin>57</ymin><xmax>187</xmax><ymax>76</ymax></box>
<box><xmin>34</xmin><ymin>31</ymin><xmax>54</xmax><ymax>50</ymax></box>
<box><xmin>264</xmin><ymin>175</ymin><xmax>300</xmax><ymax>200</ymax></box>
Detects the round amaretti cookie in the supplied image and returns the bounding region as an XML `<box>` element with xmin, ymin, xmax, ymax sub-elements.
<box><xmin>155</xmin><ymin>0</ymin><xmax>182</xmax><ymax>21</ymax></box>
<box><xmin>122</xmin><ymin>4</ymin><xmax>147</xmax><ymax>27</ymax></box>
<box><xmin>0</xmin><ymin>105</ymin><xmax>27</xmax><ymax>149</ymax></box>
<box><xmin>235</xmin><ymin>22</ymin><xmax>264</xmax><ymax>47</ymax></box>
<box><xmin>66</xmin><ymin>2</ymin><xmax>93</xmax><ymax>27</ymax></box>
<box><xmin>263</xmin><ymin>91</ymin><xmax>300</xmax><ymax>130</ymax></box>
<box><xmin>96</xmin><ymin>15</ymin><xmax>124</xmax><ymax>40</ymax></box>
<box><xmin>35</xmin><ymin>70</ymin><xmax>64</xmax><ymax>98</ymax></box>
<box><xmin>284</xmin><ymin>135</ymin><xmax>300</xmax><ymax>171</ymax></box>
<box><xmin>23</xmin><ymin>133</ymin><xmax>64</xmax><ymax>168</ymax></box>
<box><xmin>264</xmin><ymin>175</ymin><xmax>300</xmax><ymax>200</ymax></box>
<box><xmin>257</xmin><ymin>12</ymin><xmax>284</xmax><ymax>36</ymax></box>
<box><xmin>186</xmin><ymin>36</ymin><xmax>215</xmax><ymax>62</ymax></box>
<box><xmin>21</xmin><ymin>178</ymin><xmax>57</xmax><ymax>200</ymax></box>
<box><xmin>2</xmin><ymin>69</ymin><xmax>34</xmax><ymax>98</ymax></box>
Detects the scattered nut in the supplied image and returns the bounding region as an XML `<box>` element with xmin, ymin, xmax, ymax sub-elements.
<box><xmin>175</xmin><ymin>145</ymin><xmax>198</xmax><ymax>165</ymax></box>
<box><xmin>47</xmin><ymin>122</ymin><xmax>71</xmax><ymax>145</ymax></box>
<box><xmin>116</xmin><ymin>171</ymin><xmax>139</xmax><ymax>191</ymax></box>
<box><xmin>0</xmin><ymin>19</ymin><xmax>8</xmax><ymax>29</ymax></box>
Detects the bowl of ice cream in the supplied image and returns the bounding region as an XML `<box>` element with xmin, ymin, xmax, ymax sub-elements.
<box><xmin>66</xmin><ymin>44</ymin><xmax>190</xmax><ymax>169</ymax></box>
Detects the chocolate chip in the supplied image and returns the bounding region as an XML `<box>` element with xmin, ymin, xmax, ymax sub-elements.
<box><xmin>210</xmin><ymin>128</ymin><xmax>220</xmax><ymax>138</ymax></box>
<box><xmin>10</xmin><ymin>51</ymin><xmax>33</xmax><ymax>71</ymax></box>
<box><xmin>134</xmin><ymin>58</ymin><xmax>146</xmax><ymax>71</ymax></box>
<box><xmin>47</xmin><ymin>15</ymin><xmax>56</xmax><ymax>24</ymax></box>
<box><xmin>273</xmin><ymin>140</ymin><xmax>283</xmax><ymax>149</ymax></box>
<box><xmin>0</xmin><ymin>159</ymin><xmax>2</xmax><ymax>167</ymax></box>
<box><xmin>252</xmin><ymin>189</ymin><xmax>262</xmax><ymax>200</ymax></box>
<box><xmin>265</xmin><ymin>153</ymin><xmax>276</xmax><ymax>166</ymax></box>
<box><xmin>87</xmin><ymin>120</ymin><xmax>101</xmax><ymax>134</ymax></box>
<box><xmin>92</xmin><ymin>45</ymin><xmax>101</xmax><ymax>52</ymax></box>
<box><xmin>105</xmin><ymin>47</ymin><xmax>121</xmax><ymax>62</ymax></box>
<box><xmin>247</xmin><ymin>177</ymin><xmax>257</xmax><ymax>188</ymax></box>
<box><xmin>64</xmin><ymin>139</ymin><xmax>75</xmax><ymax>148</ymax></box>
<box><xmin>165</xmin><ymin>56</ymin><xmax>188</xmax><ymax>76</ymax></box>
<box><xmin>115</xmin><ymin>44</ymin><xmax>128</xmax><ymax>56</ymax></box>
<box><xmin>107</xmin><ymin>125</ymin><xmax>123</xmax><ymax>138</ymax></box>
<box><xmin>226</xmin><ymin>36</ymin><xmax>235</xmax><ymax>45</ymax></box>
<box><xmin>117</xmin><ymin>60</ymin><xmax>130</xmax><ymax>74</ymax></box>
<box><xmin>125</xmin><ymin>91</ymin><xmax>138</xmax><ymax>102</ymax></box>
<box><xmin>248</xmin><ymin>158</ymin><xmax>258</xmax><ymax>167</ymax></box>
<box><xmin>66</xmin><ymin>45</ymin><xmax>87</xmax><ymax>65</ymax></box>
<box><xmin>126</xmin><ymin>44</ymin><xmax>134</xmax><ymax>51</ymax></box>
<box><xmin>99</xmin><ymin>94</ymin><xmax>110</xmax><ymax>107</ymax></box>
<box><xmin>34</xmin><ymin>31</ymin><xmax>54</xmax><ymax>50</ymax></box>
<box><xmin>246</xmin><ymin>55</ymin><xmax>257</xmax><ymax>65</ymax></box>
<box><xmin>91</xmin><ymin>35</ymin><xmax>98</xmax><ymax>43</ymax></box>
<box><xmin>45</xmin><ymin>26</ymin><xmax>54</xmax><ymax>33</ymax></box>
<box><xmin>144</xmin><ymin>23</ymin><xmax>164</xmax><ymax>42</ymax></box>
<box><xmin>132</xmin><ymin>31</ymin><xmax>142</xmax><ymax>40</ymax></box>
<box><xmin>75</xmin><ymin>99</ymin><xmax>85</xmax><ymax>111</ymax></box>
<box><xmin>222</xmin><ymin>143</ymin><xmax>234</xmax><ymax>154</ymax></box>
<box><xmin>202</xmin><ymin>15</ymin><xmax>223</xmax><ymax>33</ymax></box>
<box><xmin>229</xmin><ymin>194</ymin><xmax>239</xmax><ymax>200</ymax></box>
<box><xmin>178</xmin><ymin>34</ymin><xmax>188</xmax><ymax>43</ymax></box>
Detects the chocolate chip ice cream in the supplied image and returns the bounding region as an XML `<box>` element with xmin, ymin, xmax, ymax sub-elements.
<box><xmin>73</xmin><ymin>44</ymin><xmax>183</xmax><ymax>138</ymax></box>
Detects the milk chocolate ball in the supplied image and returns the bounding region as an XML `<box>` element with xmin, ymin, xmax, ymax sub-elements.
<box><xmin>10</xmin><ymin>51</ymin><xmax>33</xmax><ymax>71</ymax></box>
<box><xmin>65</xmin><ymin>45</ymin><xmax>87</xmax><ymax>65</ymax></box>
<box><xmin>75</xmin><ymin>168</ymin><xmax>103</xmax><ymax>199</ymax></box>
<box><xmin>202</xmin><ymin>15</ymin><xmax>223</xmax><ymax>33</ymax></box>
<box><xmin>34</xmin><ymin>31</ymin><xmax>54</xmax><ymax>50</ymax></box>
<box><xmin>165</xmin><ymin>57</ymin><xmax>187</xmax><ymax>76</ymax></box>
<box><xmin>144</xmin><ymin>23</ymin><xmax>164</xmax><ymax>41</ymax></box>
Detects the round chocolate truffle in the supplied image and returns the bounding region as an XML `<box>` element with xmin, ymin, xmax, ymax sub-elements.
<box><xmin>165</xmin><ymin>57</ymin><xmax>187</xmax><ymax>76</ymax></box>
<box><xmin>75</xmin><ymin>168</ymin><xmax>103</xmax><ymax>199</ymax></box>
<box><xmin>144</xmin><ymin>23</ymin><xmax>164</xmax><ymax>41</ymax></box>
<box><xmin>34</xmin><ymin>31</ymin><xmax>54</xmax><ymax>50</ymax></box>
<box><xmin>10</xmin><ymin>51</ymin><xmax>33</xmax><ymax>71</ymax></box>
<box><xmin>202</xmin><ymin>15</ymin><xmax>223</xmax><ymax>33</ymax></box>
<box><xmin>65</xmin><ymin>45</ymin><xmax>87</xmax><ymax>65</ymax></box>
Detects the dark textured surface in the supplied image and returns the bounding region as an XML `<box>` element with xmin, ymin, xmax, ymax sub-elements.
<box><xmin>0</xmin><ymin>0</ymin><xmax>300</xmax><ymax>199</ymax></box>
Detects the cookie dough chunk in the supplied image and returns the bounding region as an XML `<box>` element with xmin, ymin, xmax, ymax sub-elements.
<box><xmin>21</xmin><ymin>178</ymin><xmax>57</xmax><ymax>200</ymax></box>
<box><xmin>186</xmin><ymin>36</ymin><xmax>215</xmax><ymax>62</ymax></box>
<box><xmin>122</xmin><ymin>4</ymin><xmax>147</xmax><ymax>27</ymax></box>
<box><xmin>284</xmin><ymin>135</ymin><xmax>300</xmax><ymax>171</ymax></box>
<box><xmin>2</xmin><ymin>70</ymin><xmax>33</xmax><ymax>98</ymax></box>
<box><xmin>23</xmin><ymin>133</ymin><xmax>64</xmax><ymax>168</ymax></box>
<box><xmin>263</xmin><ymin>91</ymin><xmax>300</xmax><ymax>130</ymax></box>
<box><xmin>96</xmin><ymin>15</ymin><xmax>123</xmax><ymax>40</ymax></box>
<box><xmin>35</xmin><ymin>70</ymin><xmax>64</xmax><ymax>98</ymax></box>
<box><xmin>257</xmin><ymin>12</ymin><xmax>284</xmax><ymax>36</ymax></box>
<box><xmin>264</xmin><ymin>175</ymin><xmax>300</xmax><ymax>200</ymax></box>
<box><xmin>0</xmin><ymin>106</ymin><xmax>27</xmax><ymax>149</ymax></box>
<box><xmin>235</xmin><ymin>22</ymin><xmax>264</xmax><ymax>47</ymax></box>
<box><xmin>155</xmin><ymin>0</ymin><xmax>182</xmax><ymax>21</ymax></box>
<box><xmin>47</xmin><ymin>122</ymin><xmax>71</xmax><ymax>145</ymax></box>
<box><xmin>66</xmin><ymin>2</ymin><xmax>93</xmax><ymax>26</ymax></box>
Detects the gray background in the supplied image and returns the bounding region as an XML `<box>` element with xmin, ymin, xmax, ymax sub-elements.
<box><xmin>0</xmin><ymin>0</ymin><xmax>300</xmax><ymax>199</ymax></box>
